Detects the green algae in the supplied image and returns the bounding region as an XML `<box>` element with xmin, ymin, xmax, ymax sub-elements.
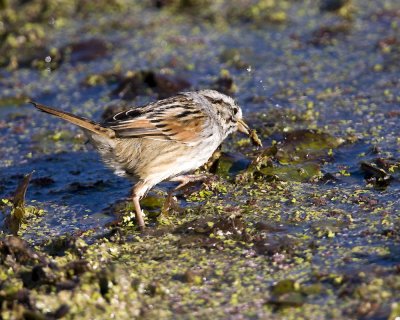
<box><xmin>0</xmin><ymin>0</ymin><xmax>129</xmax><ymax>68</ymax></box>
<box><xmin>260</xmin><ymin>162</ymin><xmax>322</xmax><ymax>182</ymax></box>
<box><xmin>1</xmin><ymin>0</ymin><xmax>400</xmax><ymax>318</ymax></box>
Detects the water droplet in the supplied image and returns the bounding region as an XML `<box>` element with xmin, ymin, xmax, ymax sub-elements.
<box><xmin>246</xmin><ymin>66</ymin><xmax>252</xmax><ymax>72</ymax></box>
<box><xmin>45</xmin><ymin>56</ymin><xmax>52</xmax><ymax>63</ymax></box>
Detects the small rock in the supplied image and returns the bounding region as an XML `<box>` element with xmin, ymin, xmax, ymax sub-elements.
<box><xmin>320</xmin><ymin>0</ymin><xmax>350</xmax><ymax>12</ymax></box>
<box><xmin>60</xmin><ymin>38</ymin><xmax>110</xmax><ymax>64</ymax></box>
<box><xmin>112</xmin><ymin>70</ymin><xmax>191</xmax><ymax>100</ymax></box>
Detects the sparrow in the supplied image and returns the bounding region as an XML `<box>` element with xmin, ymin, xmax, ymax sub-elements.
<box><xmin>31</xmin><ymin>90</ymin><xmax>261</xmax><ymax>230</ymax></box>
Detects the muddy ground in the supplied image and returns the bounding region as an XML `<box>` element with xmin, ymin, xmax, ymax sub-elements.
<box><xmin>0</xmin><ymin>1</ymin><xmax>399</xmax><ymax>319</ymax></box>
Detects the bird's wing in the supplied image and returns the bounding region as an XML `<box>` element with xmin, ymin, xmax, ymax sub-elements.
<box><xmin>103</xmin><ymin>96</ymin><xmax>209</xmax><ymax>145</ymax></box>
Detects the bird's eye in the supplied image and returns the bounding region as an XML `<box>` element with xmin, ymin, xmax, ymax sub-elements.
<box><xmin>233</xmin><ymin>107</ymin><xmax>239</xmax><ymax>115</ymax></box>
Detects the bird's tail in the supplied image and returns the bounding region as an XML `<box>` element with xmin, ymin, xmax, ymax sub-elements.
<box><xmin>30</xmin><ymin>102</ymin><xmax>115</xmax><ymax>138</ymax></box>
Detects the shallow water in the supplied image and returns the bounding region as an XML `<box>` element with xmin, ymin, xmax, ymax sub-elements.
<box><xmin>0</xmin><ymin>1</ymin><xmax>399</xmax><ymax>318</ymax></box>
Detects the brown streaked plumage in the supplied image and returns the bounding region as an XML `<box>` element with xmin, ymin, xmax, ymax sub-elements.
<box><xmin>31</xmin><ymin>90</ymin><xmax>261</xmax><ymax>230</ymax></box>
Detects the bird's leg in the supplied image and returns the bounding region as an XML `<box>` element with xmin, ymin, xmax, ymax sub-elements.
<box><xmin>162</xmin><ymin>174</ymin><xmax>210</xmax><ymax>213</ymax></box>
<box><xmin>132</xmin><ymin>182</ymin><xmax>146</xmax><ymax>231</ymax></box>
<box><xmin>132</xmin><ymin>195</ymin><xmax>145</xmax><ymax>231</ymax></box>
<box><xmin>161</xmin><ymin>192</ymin><xmax>176</xmax><ymax>215</ymax></box>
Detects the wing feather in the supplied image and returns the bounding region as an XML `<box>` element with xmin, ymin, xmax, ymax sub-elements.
<box><xmin>103</xmin><ymin>96</ymin><xmax>209</xmax><ymax>145</ymax></box>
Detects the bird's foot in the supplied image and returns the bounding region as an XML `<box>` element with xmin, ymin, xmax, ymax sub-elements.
<box><xmin>169</xmin><ymin>174</ymin><xmax>210</xmax><ymax>191</ymax></box>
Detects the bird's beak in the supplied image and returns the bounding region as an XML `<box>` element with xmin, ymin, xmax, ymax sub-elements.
<box><xmin>237</xmin><ymin>118</ymin><xmax>263</xmax><ymax>147</ymax></box>
<box><xmin>237</xmin><ymin>119</ymin><xmax>250</xmax><ymax>135</ymax></box>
